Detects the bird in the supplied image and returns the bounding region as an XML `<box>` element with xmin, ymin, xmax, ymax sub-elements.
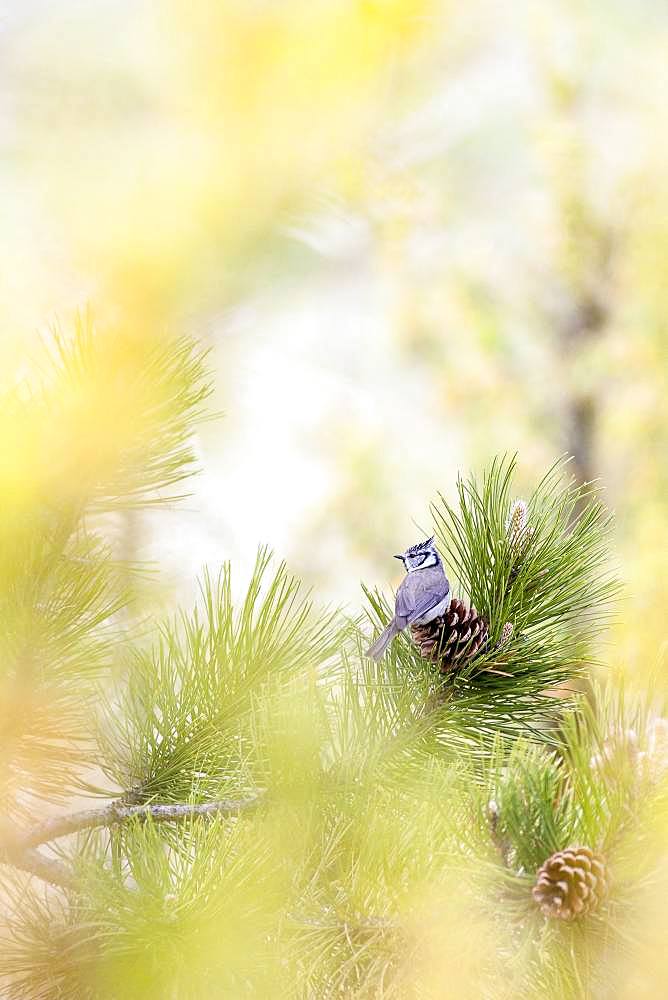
<box><xmin>366</xmin><ymin>536</ymin><xmax>451</xmax><ymax>661</ymax></box>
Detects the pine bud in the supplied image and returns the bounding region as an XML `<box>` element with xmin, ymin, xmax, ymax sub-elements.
<box><xmin>642</xmin><ymin>715</ymin><xmax>668</xmax><ymax>780</ymax></box>
<box><xmin>505</xmin><ymin>499</ymin><xmax>529</xmax><ymax>545</ymax></box>
<box><xmin>589</xmin><ymin>727</ymin><xmax>639</xmax><ymax>774</ymax></box>
<box><xmin>497</xmin><ymin>622</ymin><xmax>513</xmax><ymax>649</ymax></box>
<box><xmin>505</xmin><ymin>499</ymin><xmax>534</xmax><ymax>585</ymax></box>
<box><xmin>591</xmin><ymin>716</ymin><xmax>668</xmax><ymax>783</ymax></box>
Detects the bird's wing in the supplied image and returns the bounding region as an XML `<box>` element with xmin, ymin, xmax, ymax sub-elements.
<box><xmin>395</xmin><ymin>569</ymin><xmax>448</xmax><ymax>625</ymax></box>
<box><xmin>405</xmin><ymin>593</ymin><xmax>444</xmax><ymax>624</ymax></box>
<box><xmin>395</xmin><ymin>579</ymin><xmax>415</xmax><ymax>622</ymax></box>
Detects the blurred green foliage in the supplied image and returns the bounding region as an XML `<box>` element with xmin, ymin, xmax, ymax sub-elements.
<box><xmin>0</xmin><ymin>1</ymin><xmax>666</xmax><ymax>996</ymax></box>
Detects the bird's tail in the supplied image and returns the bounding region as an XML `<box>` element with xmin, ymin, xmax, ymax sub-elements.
<box><xmin>366</xmin><ymin>618</ymin><xmax>400</xmax><ymax>661</ymax></box>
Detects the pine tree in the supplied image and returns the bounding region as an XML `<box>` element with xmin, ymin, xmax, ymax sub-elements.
<box><xmin>0</xmin><ymin>327</ymin><xmax>666</xmax><ymax>999</ymax></box>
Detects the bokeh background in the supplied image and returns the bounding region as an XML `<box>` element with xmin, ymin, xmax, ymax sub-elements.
<box><xmin>1</xmin><ymin>0</ymin><xmax>666</xmax><ymax>685</ymax></box>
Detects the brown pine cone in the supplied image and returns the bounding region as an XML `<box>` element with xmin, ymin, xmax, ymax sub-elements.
<box><xmin>532</xmin><ymin>846</ymin><xmax>608</xmax><ymax>921</ymax></box>
<box><xmin>410</xmin><ymin>598</ymin><xmax>489</xmax><ymax>673</ymax></box>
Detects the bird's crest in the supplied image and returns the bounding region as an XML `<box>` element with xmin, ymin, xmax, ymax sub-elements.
<box><xmin>405</xmin><ymin>536</ymin><xmax>435</xmax><ymax>556</ymax></box>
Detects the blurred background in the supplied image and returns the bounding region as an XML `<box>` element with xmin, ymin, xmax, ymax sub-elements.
<box><xmin>0</xmin><ymin>0</ymin><xmax>666</xmax><ymax>683</ymax></box>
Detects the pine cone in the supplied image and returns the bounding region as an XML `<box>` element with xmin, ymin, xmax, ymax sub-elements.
<box><xmin>532</xmin><ymin>846</ymin><xmax>608</xmax><ymax>921</ymax></box>
<box><xmin>410</xmin><ymin>598</ymin><xmax>489</xmax><ymax>673</ymax></box>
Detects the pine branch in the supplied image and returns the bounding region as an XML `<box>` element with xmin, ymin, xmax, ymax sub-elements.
<box><xmin>21</xmin><ymin>793</ymin><xmax>264</xmax><ymax>849</ymax></box>
<box><xmin>1</xmin><ymin>794</ymin><xmax>263</xmax><ymax>891</ymax></box>
<box><xmin>0</xmin><ymin>845</ymin><xmax>77</xmax><ymax>890</ymax></box>
<box><xmin>96</xmin><ymin>552</ymin><xmax>340</xmax><ymax>804</ymax></box>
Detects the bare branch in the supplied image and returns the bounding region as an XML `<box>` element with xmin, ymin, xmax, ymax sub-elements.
<box><xmin>22</xmin><ymin>792</ymin><xmax>264</xmax><ymax>848</ymax></box>
<box><xmin>0</xmin><ymin>793</ymin><xmax>263</xmax><ymax>890</ymax></box>
<box><xmin>1</xmin><ymin>846</ymin><xmax>77</xmax><ymax>890</ymax></box>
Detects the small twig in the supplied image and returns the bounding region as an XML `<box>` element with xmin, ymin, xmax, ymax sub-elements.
<box><xmin>23</xmin><ymin>793</ymin><xmax>264</xmax><ymax>848</ymax></box>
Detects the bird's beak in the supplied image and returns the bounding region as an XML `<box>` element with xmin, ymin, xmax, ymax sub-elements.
<box><xmin>394</xmin><ymin>554</ymin><xmax>404</xmax><ymax>561</ymax></box>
